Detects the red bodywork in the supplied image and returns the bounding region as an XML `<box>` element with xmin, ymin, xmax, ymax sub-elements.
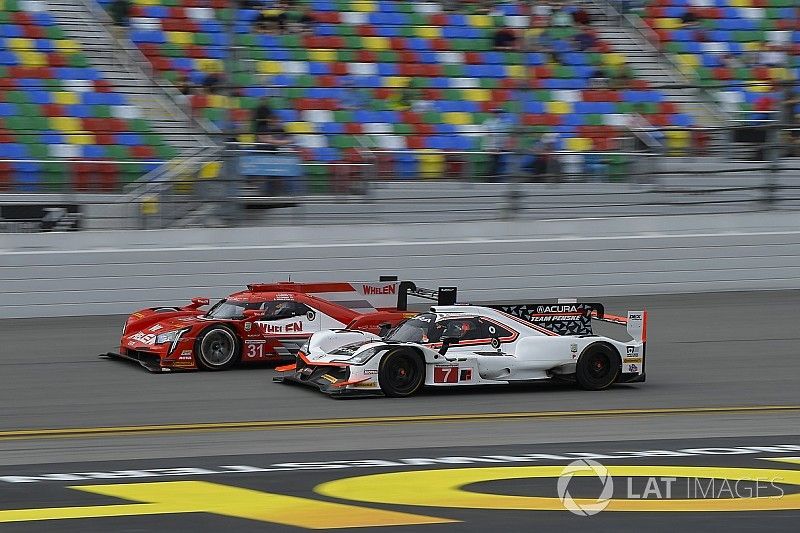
<box><xmin>113</xmin><ymin>282</ymin><xmax>416</xmax><ymax>372</ymax></box>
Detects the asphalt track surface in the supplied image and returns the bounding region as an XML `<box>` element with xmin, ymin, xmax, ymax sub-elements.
<box><xmin>1</xmin><ymin>290</ymin><xmax>799</xmax><ymax>531</ymax></box>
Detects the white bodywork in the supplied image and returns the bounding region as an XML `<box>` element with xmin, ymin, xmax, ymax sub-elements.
<box><xmin>301</xmin><ymin>305</ymin><xmax>647</xmax><ymax>393</ymax></box>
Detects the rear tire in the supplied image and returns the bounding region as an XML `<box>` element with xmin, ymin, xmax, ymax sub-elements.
<box><xmin>195</xmin><ymin>326</ymin><xmax>240</xmax><ymax>371</ymax></box>
<box><xmin>575</xmin><ymin>344</ymin><xmax>620</xmax><ymax>390</ymax></box>
<box><xmin>378</xmin><ymin>349</ymin><xmax>425</xmax><ymax>397</ymax></box>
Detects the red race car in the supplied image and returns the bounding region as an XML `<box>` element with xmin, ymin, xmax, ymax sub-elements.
<box><xmin>102</xmin><ymin>279</ymin><xmax>451</xmax><ymax>372</ymax></box>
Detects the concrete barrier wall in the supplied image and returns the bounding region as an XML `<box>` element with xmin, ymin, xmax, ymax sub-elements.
<box><xmin>2</xmin><ymin>212</ymin><xmax>799</xmax><ymax>318</ymax></box>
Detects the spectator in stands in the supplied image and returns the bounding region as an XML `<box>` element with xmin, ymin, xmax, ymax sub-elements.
<box><xmin>589</xmin><ymin>66</ymin><xmax>609</xmax><ymax>88</ymax></box>
<box><xmin>610</xmin><ymin>63</ymin><xmax>634</xmax><ymax>89</ymax></box>
<box><xmin>573</xmin><ymin>29</ymin><xmax>598</xmax><ymax>52</ymax></box>
<box><xmin>110</xmin><ymin>0</ymin><xmax>131</xmax><ymax>39</ymax></box>
<box><xmin>296</xmin><ymin>7</ymin><xmax>316</xmax><ymax>33</ymax></box>
<box><xmin>493</xmin><ymin>27</ymin><xmax>518</xmax><ymax>51</ymax></box>
<box><xmin>411</xmin><ymin>90</ymin><xmax>434</xmax><ymax>114</ymax></box>
<box><xmin>551</xmin><ymin>6</ymin><xmax>572</xmax><ymax>27</ymax></box>
<box><xmin>782</xmin><ymin>80</ymin><xmax>799</xmax><ymax>155</ymax></box>
<box><xmin>680</xmin><ymin>9</ymin><xmax>699</xmax><ymax>27</ymax></box>
<box><xmin>720</xmin><ymin>53</ymin><xmax>743</xmax><ymax>70</ymax></box>
<box><xmin>203</xmin><ymin>72</ymin><xmax>224</xmax><ymax>95</ymax></box>
<box><xmin>759</xmin><ymin>44</ymin><xmax>787</xmax><ymax>68</ymax></box>
<box><xmin>572</xmin><ymin>6</ymin><xmax>591</xmax><ymax>26</ymax></box>
<box><xmin>530</xmin><ymin>133</ymin><xmax>559</xmax><ymax>181</ymax></box>
<box><xmin>175</xmin><ymin>72</ymin><xmax>192</xmax><ymax>111</ymax></box>
<box><xmin>253</xmin><ymin>97</ymin><xmax>273</xmax><ymax>140</ymax></box>
<box><xmin>341</xmin><ymin>78</ymin><xmax>369</xmax><ymax>111</ymax></box>
<box><xmin>390</xmin><ymin>87</ymin><xmax>414</xmax><ymax>111</ymax></box>
<box><xmin>262</xmin><ymin>117</ymin><xmax>293</xmax><ymax>149</ymax></box>
<box><xmin>483</xmin><ymin>109</ymin><xmax>511</xmax><ymax>181</ymax></box>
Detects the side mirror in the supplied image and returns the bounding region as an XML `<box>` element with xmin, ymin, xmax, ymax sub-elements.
<box><xmin>439</xmin><ymin>333</ymin><xmax>462</xmax><ymax>356</ymax></box>
<box><xmin>243</xmin><ymin>309</ymin><xmax>262</xmax><ymax>319</ymax></box>
<box><xmin>188</xmin><ymin>297</ymin><xmax>210</xmax><ymax>309</ymax></box>
<box><xmin>378</xmin><ymin>322</ymin><xmax>393</xmax><ymax>337</ymax></box>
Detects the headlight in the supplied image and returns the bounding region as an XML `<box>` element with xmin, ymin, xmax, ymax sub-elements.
<box><xmin>155</xmin><ymin>328</ymin><xmax>190</xmax><ymax>354</ymax></box>
<box><xmin>334</xmin><ymin>347</ymin><xmax>379</xmax><ymax>365</ymax></box>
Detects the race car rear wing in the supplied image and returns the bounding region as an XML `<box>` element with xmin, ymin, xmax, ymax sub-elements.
<box><xmin>396</xmin><ymin>282</ymin><xmax>458</xmax><ymax>311</ymax></box>
<box><xmin>246</xmin><ymin>277</ymin><xmax>457</xmax><ymax>313</ymax></box>
<box><xmin>490</xmin><ymin>300</ymin><xmax>647</xmax><ymax>340</ymax></box>
<box><xmin>489</xmin><ymin>301</ymin><xmax>604</xmax><ymax>335</ymax></box>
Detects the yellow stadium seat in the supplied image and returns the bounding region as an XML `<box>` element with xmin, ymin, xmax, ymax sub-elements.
<box><xmin>238</xmin><ymin>133</ymin><xmax>256</xmax><ymax>144</ymax></box>
<box><xmin>167</xmin><ymin>31</ymin><xmax>193</xmax><ymax>46</ymax></box>
<box><xmin>6</xmin><ymin>37</ymin><xmax>33</xmax><ymax>50</ymax></box>
<box><xmin>676</xmin><ymin>53</ymin><xmax>699</xmax><ymax>69</ymax></box>
<box><xmin>285</xmin><ymin>122</ymin><xmax>315</xmax><ymax>134</ymax></box>
<box><xmin>353</xmin><ymin>1</ymin><xmax>376</xmax><ymax>12</ymax></box>
<box><xmin>506</xmin><ymin>65</ymin><xmax>525</xmax><ymax>78</ymax></box>
<box><xmin>419</xmin><ymin>151</ymin><xmax>444</xmax><ymax>179</ymax></box>
<box><xmin>566</xmin><ymin>137</ymin><xmax>592</xmax><ymax>152</ymax></box>
<box><xmin>308</xmin><ymin>49</ymin><xmax>336</xmax><ymax>62</ymax></box>
<box><xmin>729</xmin><ymin>0</ymin><xmax>751</xmax><ymax>7</ymax></box>
<box><xmin>462</xmin><ymin>89</ymin><xmax>490</xmax><ymax>102</ymax></box>
<box><xmin>136</xmin><ymin>0</ymin><xmax>160</xmax><ymax>6</ymax></box>
<box><xmin>442</xmin><ymin>112</ymin><xmax>472</xmax><ymax>126</ymax></box>
<box><xmin>66</xmin><ymin>133</ymin><xmax>96</xmax><ymax>145</ymax></box>
<box><xmin>546</xmin><ymin>101</ymin><xmax>572</xmax><ymax>114</ymax></box>
<box><xmin>200</xmin><ymin>161</ymin><xmax>221</xmax><ymax>180</ymax></box>
<box><xmin>743</xmin><ymin>42</ymin><xmax>760</xmax><ymax>52</ymax></box>
<box><xmin>256</xmin><ymin>61</ymin><xmax>281</xmax><ymax>75</ymax></box>
<box><xmin>416</xmin><ymin>26</ymin><xmax>441</xmax><ymax>39</ymax></box>
<box><xmin>362</xmin><ymin>36</ymin><xmax>389</xmax><ymax>50</ymax></box>
<box><xmin>769</xmin><ymin>67</ymin><xmax>789</xmax><ymax>82</ymax></box>
<box><xmin>666</xmin><ymin>130</ymin><xmax>690</xmax><ymax>155</ymax></box>
<box><xmin>383</xmin><ymin>76</ymin><xmax>410</xmax><ymax>88</ymax></box>
<box><xmin>196</xmin><ymin>58</ymin><xmax>223</xmax><ymax>72</ymax></box>
<box><xmin>52</xmin><ymin>92</ymin><xmax>80</xmax><ymax>106</ymax></box>
<box><xmin>603</xmin><ymin>52</ymin><xmax>626</xmax><ymax>67</ymax></box>
<box><xmin>54</xmin><ymin>39</ymin><xmax>80</xmax><ymax>53</ymax></box>
<box><xmin>49</xmin><ymin>116</ymin><xmax>80</xmax><ymax>131</ymax></box>
<box><xmin>654</xmin><ymin>17</ymin><xmax>681</xmax><ymax>30</ymax></box>
<box><xmin>207</xmin><ymin>94</ymin><xmax>229</xmax><ymax>108</ymax></box>
<box><xmin>18</xmin><ymin>51</ymin><xmax>46</xmax><ymax>67</ymax></box>
<box><xmin>468</xmin><ymin>15</ymin><xmax>492</xmax><ymax>28</ymax></box>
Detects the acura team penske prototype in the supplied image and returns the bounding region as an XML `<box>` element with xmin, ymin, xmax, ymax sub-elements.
<box><xmin>275</xmin><ymin>295</ymin><xmax>647</xmax><ymax>397</ymax></box>
<box><xmin>102</xmin><ymin>279</ymin><xmax>438</xmax><ymax>372</ymax></box>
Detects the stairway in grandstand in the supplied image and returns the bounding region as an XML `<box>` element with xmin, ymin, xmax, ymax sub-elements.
<box><xmin>45</xmin><ymin>0</ymin><xmax>214</xmax><ymax>152</ymax></box>
<box><xmin>589</xmin><ymin>0</ymin><xmax>726</xmax><ymax>128</ymax></box>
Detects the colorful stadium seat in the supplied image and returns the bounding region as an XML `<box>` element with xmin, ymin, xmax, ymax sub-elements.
<box><xmin>643</xmin><ymin>0</ymin><xmax>799</xmax><ymax>121</ymax></box>
<box><xmin>0</xmin><ymin>1</ymin><xmax>173</xmax><ymax>192</ymax></box>
<box><xmin>97</xmin><ymin>1</ymin><xmax>701</xmax><ymax>182</ymax></box>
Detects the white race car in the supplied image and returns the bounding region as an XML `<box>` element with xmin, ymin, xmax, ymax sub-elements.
<box><xmin>274</xmin><ymin>298</ymin><xmax>647</xmax><ymax>398</ymax></box>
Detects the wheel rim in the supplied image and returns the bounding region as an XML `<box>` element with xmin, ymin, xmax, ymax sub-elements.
<box><xmin>201</xmin><ymin>330</ymin><xmax>235</xmax><ymax>366</ymax></box>
<box><xmin>385</xmin><ymin>355</ymin><xmax>419</xmax><ymax>394</ymax></box>
<box><xmin>587</xmin><ymin>352</ymin><xmax>611</xmax><ymax>381</ymax></box>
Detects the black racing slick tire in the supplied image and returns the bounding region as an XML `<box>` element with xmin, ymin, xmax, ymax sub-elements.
<box><xmin>195</xmin><ymin>326</ymin><xmax>241</xmax><ymax>371</ymax></box>
<box><xmin>378</xmin><ymin>349</ymin><xmax>425</xmax><ymax>398</ymax></box>
<box><xmin>575</xmin><ymin>343</ymin><xmax>621</xmax><ymax>391</ymax></box>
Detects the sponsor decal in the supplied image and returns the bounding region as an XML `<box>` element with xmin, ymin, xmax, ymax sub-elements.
<box><xmin>433</xmin><ymin>366</ymin><xmax>459</xmax><ymax>384</ymax></box>
<box><xmin>630</xmin><ymin>313</ymin><xmax>642</xmax><ymax>320</ymax></box>
<box><xmin>624</xmin><ymin>357</ymin><xmax>642</xmax><ymax>364</ymax></box>
<box><xmin>459</xmin><ymin>368</ymin><xmax>473</xmax><ymax>381</ymax></box>
<box><xmin>321</xmin><ymin>374</ymin><xmax>337</xmax><ymax>384</ymax></box>
<box><xmin>625</xmin><ymin>363</ymin><xmax>640</xmax><ymax>373</ymax></box>
<box><xmin>306</xmin><ymin>310</ymin><xmax>316</xmax><ymax>321</ymax></box>
<box><xmin>416</xmin><ymin>315</ymin><xmax>432</xmax><ymax>323</ymax></box>
<box><xmin>244</xmin><ymin>322</ymin><xmax>252</xmax><ymax>332</ymax></box>
<box><xmin>363</xmin><ymin>284</ymin><xmax>396</xmax><ymax>295</ymax></box>
<box><xmin>129</xmin><ymin>333</ymin><xmax>156</xmax><ymax>345</ymax></box>
<box><xmin>354</xmin><ymin>382</ymin><xmax>378</xmax><ymax>388</ymax></box>
<box><xmin>172</xmin><ymin>361</ymin><xmax>194</xmax><ymax>367</ymax></box>
<box><xmin>364</xmin><ymin>369</ymin><xmax>378</xmax><ymax>375</ymax></box>
<box><xmin>536</xmin><ymin>305</ymin><xmax>580</xmax><ymax>314</ymax></box>
<box><xmin>275</xmin><ymin>294</ymin><xmax>294</xmax><ymax>300</ymax></box>
<box><xmin>259</xmin><ymin>321</ymin><xmax>303</xmax><ymax>334</ymax></box>
<box><xmin>150</xmin><ymin>324</ymin><xmax>163</xmax><ymax>332</ymax></box>
<box><xmin>180</xmin><ymin>350</ymin><xmax>193</xmax><ymax>356</ymax></box>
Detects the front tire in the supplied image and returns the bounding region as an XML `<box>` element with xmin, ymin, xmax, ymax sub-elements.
<box><xmin>195</xmin><ymin>327</ymin><xmax>240</xmax><ymax>371</ymax></box>
<box><xmin>378</xmin><ymin>349</ymin><xmax>425</xmax><ymax>397</ymax></box>
<box><xmin>575</xmin><ymin>344</ymin><xmax>620</xmax><ymax>390</ymax></box>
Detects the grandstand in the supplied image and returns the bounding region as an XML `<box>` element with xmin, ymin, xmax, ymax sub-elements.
<box><xmin>0</xmin><ymin>0</ymin><xmax>797</xmax><ymax>226</ymax></box>
<box><xmin>0</xmin><ymin>0</ymin><xmax>183</xmax><ymax>192</ymax></box>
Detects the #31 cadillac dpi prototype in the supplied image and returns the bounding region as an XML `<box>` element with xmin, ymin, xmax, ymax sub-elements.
<box><xmin>274</xmin><ymin>295</ymin><xmax>647</xmax><ymax>397</ymax></box>
<box><xmin>101</xmin><ymin>279</ymin><xmax>450</xmax><ymax>372</ymax></box>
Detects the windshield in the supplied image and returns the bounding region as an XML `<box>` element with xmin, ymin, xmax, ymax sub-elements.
<box><xmin>205</xmin><ymin>299</ymin><xmax>261</xmax><ymax>320</ymax></box>
<box><xmin>386</xmin><ymin>313</ymin><xmax>438</xmax><ymax>343</ymax></box>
